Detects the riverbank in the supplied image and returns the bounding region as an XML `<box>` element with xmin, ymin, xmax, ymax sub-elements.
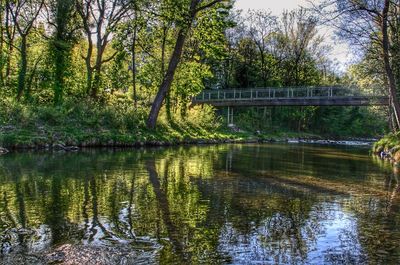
<box><xmin>0</xmin><ymin>97</ymin><xmax>226</xmax><ymax>150</ymax></box>
<box><xmin>0</xmin><ymin>127</ymin><xmax>323</xmax><ymax>151</ymax></box>
<box><xmin>0</xmin><ymin>130</ymin><xmax>375</xmax><ymax>153</ymax></box>
<box><xmin>372</xmin><ymin>133</ymin><xmax>400</xmax><ymax>165</ymax></box>
<box><xmin>0</xmin><ymin>98</ymin><xmax>379</xmax><ymax>152</ymax></box>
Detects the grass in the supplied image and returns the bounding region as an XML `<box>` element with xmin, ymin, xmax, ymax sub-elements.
<box><xmin>0</xmin><ymin>96</ymin><xmax>382</xmax><ymax>149</ymax></box>
<box><xmin>0</xmin><ymin>97</ymin><xmax>239</xmax><ymax>148</ymax></box>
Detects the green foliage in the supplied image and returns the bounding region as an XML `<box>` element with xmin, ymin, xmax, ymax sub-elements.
<box><xmin>373</xmin><ymin>133</ymin><xmax>400</xmax><ymax>153</ymax></box>
<box><xmin>0</xmin><ymin>0</ymin><xmax>390</xmax><ymax>143</ymax></box>
<box><xmin>0</xmin><ymin>96</ymin><xmax>230</xmax><ymax>147</ymax></box>
<box><xmin>212</xmin><ymin>8</ymin><xmax>388</xmax><ymax>137</ymax></box>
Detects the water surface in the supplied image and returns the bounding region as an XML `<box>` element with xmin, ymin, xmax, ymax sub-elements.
<box><xmin>0</xmin><ymin>144</ymin><xmax>399</xmax><ymax>264</ymax></box>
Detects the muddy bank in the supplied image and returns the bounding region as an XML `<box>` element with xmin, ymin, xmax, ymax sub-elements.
<box><xmin>372</xmin><ymin>135</ymin><xmax>400</xmax><ymax>166</ymax></box>
<box><xmin>373</xmin><ymin>147</ymin><xmax>400</xmax><ymax>166</ymax></box>
<box><xmin>0</xmin><ymin>138</ymin><xmax>258</xmax><ymax>152</ymax></box>
<box><xmin>0</xmin><ymin>137</ymin><xmax>375</xmax><ymax>155</ymax></box>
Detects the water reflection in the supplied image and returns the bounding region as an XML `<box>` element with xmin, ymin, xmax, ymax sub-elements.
<box><xmin>0</xmin><ymin>144</ymin><xmax>399</xmax><ymax>264</ymax></box>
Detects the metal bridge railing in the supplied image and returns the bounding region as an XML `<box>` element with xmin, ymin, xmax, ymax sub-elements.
<box><xmin>193</xmin><ymin>86</ymin><xmax>384</xmax><ymax>102</ymax></box>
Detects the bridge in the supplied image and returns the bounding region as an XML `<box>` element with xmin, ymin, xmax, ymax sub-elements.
<box><xmin>192</xmin><ymin>86</ymin><xmax>389</xmax><ymax>125</ymax></box>
<box><xmin>192</xmin><ymin>86</ymin><xmax>389</xmax><ymax>107</ymax></box>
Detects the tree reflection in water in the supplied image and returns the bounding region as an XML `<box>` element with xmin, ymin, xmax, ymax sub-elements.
<box><xmin>0</xmin><ymin>144</ymin><xmax>399</xmax><ymax>264</ymax></box>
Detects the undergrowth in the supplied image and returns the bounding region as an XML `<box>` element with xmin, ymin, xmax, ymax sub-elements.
<box><xmin>0</xmin><ymin>96</ymin><xmax>232</xmax><ymax>148</ymax></box>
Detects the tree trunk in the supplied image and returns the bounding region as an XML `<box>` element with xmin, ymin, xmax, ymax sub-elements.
<box><xmin>27</xmin><ymin>56</ymin><xmax>41</xmax><ymax>99</ymax></box>
<box><xmin>84</xmin><ymin>34</ymin><xmax>93</xmax><ymax>96</ymax></box>
<box><xmin>92</xmin><ymin>45</ymin><xmax>104</xmax><ymax>98</ymax></box>
<box><xmin>16</xmin><ymin>36</ymin><xmax>27</xmax><ymax>100</ymax></box>
<box><xmin>0</xmin><ymin>4</ymin><xmax>4</xmax><ymax>85</ymax></box>
<box><xmin>161</xmin><ymin>26</ymin><xmax>173</xmax><ymax>123</ymax></box>
<box><xmin>146</xmin><ymin>0</ymin><xmax>202</xmax><ymax>129</ymax></box>
<box><xmin>91</xmin><ymin>40</ymin><xmax>108</xmax><ymax>98</ymax></box>
<box><xmin>5</xmin><ymin>42</ymin><xmax>13</xmax><ymax>85</ymax></box>
<box><xmin>54</xmin><ymin>47</ymin><xmax>65</xmax><ymax>105</ymax></box>
<box><xmin>132</xmin><ymin>23</ymin><xmax>137</xmax><ymax>109</ymax></box>
<box><xmin>4</xmin><ymin>6</ymin><xmax>14</xmax><ymax>86</ymax></box>
<box><xmin>86</xmin><ymin>69</ymin><xmax>92</xmax><ymax>95</ymax></box>
<box><xmin>146</xmin><ymin>27</ymin><xmax>190</xmax><ymax>129</ymax></box>
<box><xmin>259</xmin><ymin>50</ymin><xmax>267</xmax><ymax>87</ymax></box>
<box><xmin>92</xmin><ymin>65</ymin><xmax>101</xmax><ymax>98</ymax></box>
<box><xmin>382</xmin><ymin>0</ymin><xmax>400</xmax><ymax>130</ymax></box>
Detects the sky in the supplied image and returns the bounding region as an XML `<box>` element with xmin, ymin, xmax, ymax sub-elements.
<box><xmin>234</xmin><ymin>0</ymin><xmax>353</xmax><ymax>72</ymax></box>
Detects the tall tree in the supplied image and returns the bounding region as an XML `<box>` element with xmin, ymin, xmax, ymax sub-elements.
<box><xmin>279</xmin><ymin>9</ymin><xmax>322</xmax><ymax>86</ymax></box>
<box><xmin>6</xmin><ymin>0</ymin><xmax>44</xmax><ymax>100</ymax></box>
<box><xmin>3</xmin><ymin>0</ymin><xmax>16</xmax><ymax>86</ymax></box>
<box><xmin>47</xmin><ymin>0</ymin><xmax>79</xmax><ymax>105</ymax></box>
<box><xmin>317</xmin><ymin>0</ymin><xmax>400</xmax><ymax>130</ymax></box>
<box><xmin>246</xmin><ymin>10</ymin><xmax>277</xmax><ymax>87</ymax></box>
<box><xmin>146</xmin><ymin>0</ymin><xmax>227</xmax><ymax>129</ymax></box>
<box><xmin>76</xmin><ymin>0</ymin><xmax>131</xmax><ymax>98</ymax></box>
<box><xmin>124</xmin><ymin>0</ymin><xmax>144</xmax><ymax>109</ymax></box>
<box><xmin>0</xmin><ymin>0</ymin><xmax>5</xmax><ymax>85</ymax></box>
<box><xmin>382</xmin><ymin>0</ymin><xmax>400</xmax><ymax>130</ymax></box>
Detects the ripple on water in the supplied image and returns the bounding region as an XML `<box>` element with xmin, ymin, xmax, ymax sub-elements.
<box><xmin>0</xmin><ymin>144</ymin><xmax>399</xmax><ymax>264</ymax></box>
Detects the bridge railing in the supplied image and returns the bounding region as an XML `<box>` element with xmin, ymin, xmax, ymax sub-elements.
<box><xmin>193</xmin><ymin>86</ymin><xmax>382</xmax><ymax>102</ymax></box>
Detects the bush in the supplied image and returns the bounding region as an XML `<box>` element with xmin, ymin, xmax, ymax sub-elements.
<box><xmin>0</xmin><ymin>97</ymin><xmax>227</xmax><ymax>147</ymax></box>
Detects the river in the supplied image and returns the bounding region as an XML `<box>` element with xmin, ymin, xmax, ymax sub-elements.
<box><xmin>0</xmin><ymin>144</ymin><xmax>399</xmax><ymax>264</ymax></box>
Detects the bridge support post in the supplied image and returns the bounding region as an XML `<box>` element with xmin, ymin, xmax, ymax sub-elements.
<box><xmin>227</xmin><ymin>106</ymin><xmax>234</xmax><ymax>126</ymax></box>
<box><xmin>227</xmin><ymin>106</ymin><xmax>229</xmax><ymax>125</ymax></box>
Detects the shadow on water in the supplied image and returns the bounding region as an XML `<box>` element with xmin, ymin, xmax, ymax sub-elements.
<box><xmin>0</xmin><ymin>144</ymin><xmax>399</xmax><ymax>264</ymax></box>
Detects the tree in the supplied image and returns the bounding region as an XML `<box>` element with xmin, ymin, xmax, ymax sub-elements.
<box><xmin>130</xmin><ymin>4</ymin><xmax>139</xmax><ymax>109</ymax></box>
<box><xmin>6</xmin><ymin>0</ymin><xmax>44</xmax><ymax>100</ymax></box>
<box><xmin>46</xmin><ymin>0</ymin><xmax>79</xmax><ymax>105</ymax></box>
<box><xmin>316</xmin><ymin>0</ymin><xmax>400</xmax><ymax>130</ymax></box>
<box><xmin>382</xmin><ymin>0</ymin><xmax>400</xmax><ymax>130</ymax></box>
<box><xmin>234</xmin><ymin>37</ymin><xmax>258</xmax><ymax>88</ymax></box>
<box><xmin>114</xmin><ymin>0</ymin><xmax>147</xmax><ymax>108</ymax></box>
<box><xmin>75</xmin><ymin>0</ymin><xmax>132</xmax><ymax>98</ymax></box>
<box><xmin>146</xmin><ymin>0</ymin><xmax>228</xmax><ymax>129</ymax></box>
<box><xmin>3</xmin><ymin>0</ymin><xmax>16</xmax><ymax>86</ymax></box>
<box><xmin>278</xmin><ymin>9</ymin><xmax>323</xmax><ymax>86</ymax></box>
<box><xmin>246</xmin><ymin>10</ymin><xmax>277</xmax><ymax>87</ymax></box>
<box><xmin>0</xmin><ymin>0</ymin><xmax>5</xmax><ymax>85</ymax></box>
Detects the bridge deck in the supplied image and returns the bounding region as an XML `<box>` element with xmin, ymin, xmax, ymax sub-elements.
<box><xmin>192</xmin><ymin>87</ymin><xmax>389</xmax><ymax>107</ymax></box>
